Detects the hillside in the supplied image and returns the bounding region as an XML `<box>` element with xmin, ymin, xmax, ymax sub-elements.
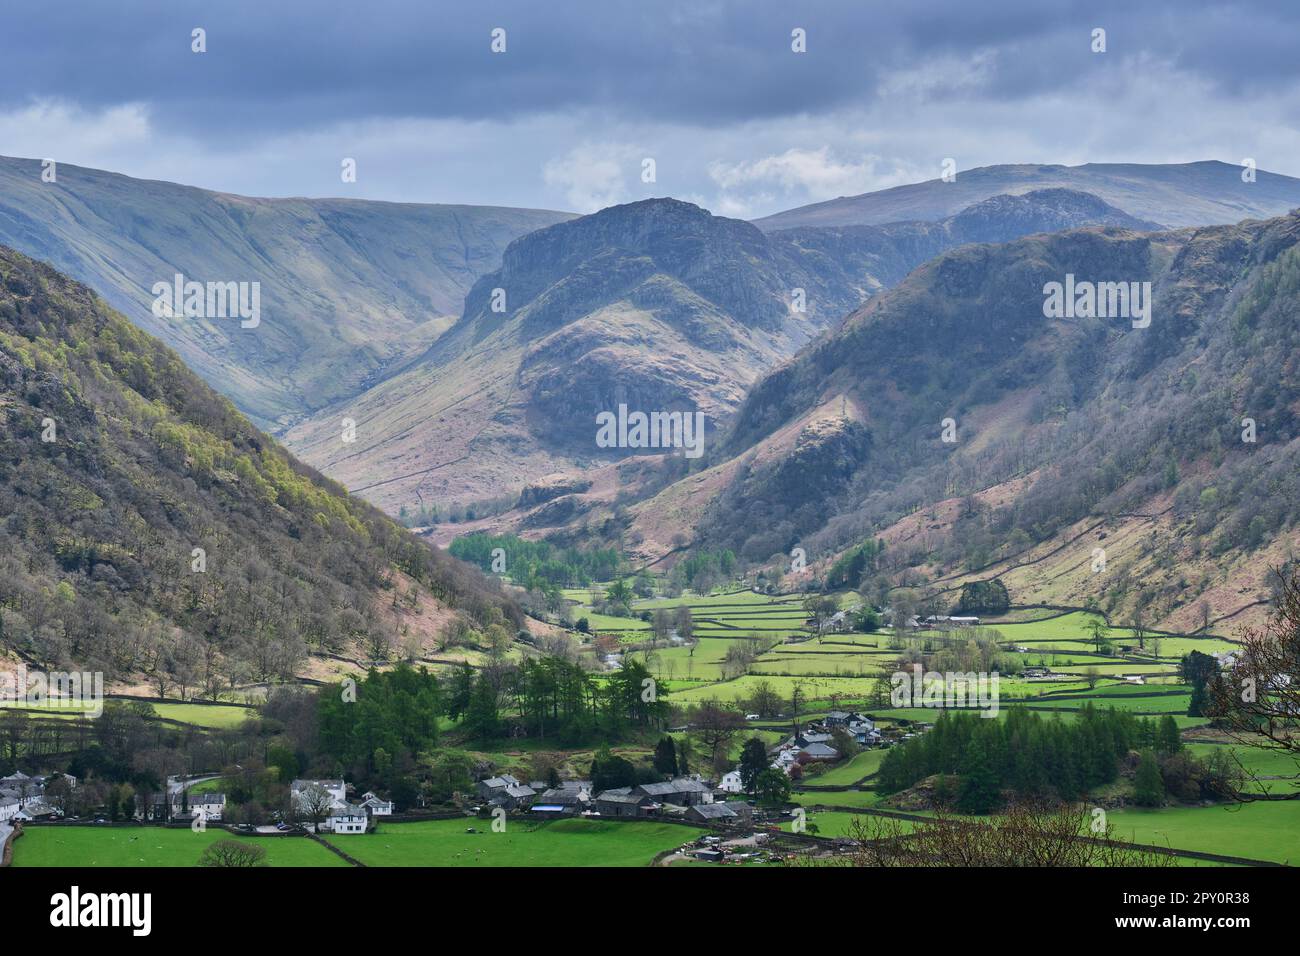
<box><xmin>615</xmin><ymin>212</ymin><xmax>1300</xmax><ymax>632</ymax></box>
<box><xmin>285</xmin><ymin>192</ymin><xmax>1157</xmax><ymax>513</ymax></box>
<box><xmin>754</xmin><ymin>161</ymin><xmax>1300</xmax><ymax>232</ymax></box>
<box><xmin>0</xmin><ymin>156</ymin><xmax>573</xmax><ymax>430</ymax></box>
<box><xmin>0</xmin><ymin>246</ymin><xmax>523</xmax><ymax>690</ymax></box>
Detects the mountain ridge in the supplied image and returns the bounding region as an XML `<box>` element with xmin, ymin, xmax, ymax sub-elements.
<box><xmin>285</xmin><ymin>189</ymin><xmax>1159</xmax><ymax>513</ymax></box>
<box><xmin>754</xmin><ymin>160</ymin><xmax>1300</xmax><ymax>232</ymax></box>
<box><xmin>0</xmin><ymin>155</ymin><xmax>574</xmax><ymax>430</ymax></box>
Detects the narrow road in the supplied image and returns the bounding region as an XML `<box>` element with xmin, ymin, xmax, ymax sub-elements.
<box><xmin>166</xmin><ymin>774</ymin><xmax>222</xmax><ymax>796</ymax></box>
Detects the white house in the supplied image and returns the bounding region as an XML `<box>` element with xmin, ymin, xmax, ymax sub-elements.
<box><xmin>291</xmin><ymin>779</ymin><xmax>348</xmax><ymax>811</ymax></box>
<box><xmin>718</xmin><ymin>770</ymin><xmax>744</xmax><ymax>794</ymax></box>
<box><xmin>187</xmin><ymin>793</ymin><xmax>226</xmax><ymax>822</ymax></box>
<box><xmin>0</xmin><ymin>772</ymin><xmax>45</xmax><ymax>808</ymax></box>
<box><xmin>847</xmin><ymin>716</ymin><xmax>878</xmax><ymax>745</ymax></box>
<box><xmin>325</xmin><ymin>804</ymin><xmax>368</xmax><ymax>835</ymax></box>
<box><xmin>772</xmin><ymin>748</ymin><xmax>801</xmax><ymax>774</ymax></box>
<box><xmin>360</xmin><ymin>792</ymin><xmax>394</xmax><ymax>816</ymax></box>
<box><xmin>0</xmin><ymin>797</ymin><xmax>20</xmax><ymax>822</ymax></box>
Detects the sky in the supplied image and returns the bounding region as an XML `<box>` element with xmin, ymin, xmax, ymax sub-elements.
<box><xmin>3</xmin><ymin>0</ymin><xmax>1299</xmax><ymax>218</ymax></box>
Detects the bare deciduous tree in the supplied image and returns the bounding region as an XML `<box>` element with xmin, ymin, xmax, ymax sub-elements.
<box><xmin>198</xmin><ymin>839</ymin><xmax>269</xmax><ymax>868</ymax></box>
<box><xmin>295</xmin><ymin>783</ymin><xmax>335</xmax><ymax>832</ymax></box>
<box><xmin>833</xmin><ymin>803</ymin><xmax>1176</xmax><ymax>867</ymax></box>
<box><xmin>689</xmin><ymin>698</ymin><xmax>746</xmax><ymax>773</ymax></box>
<box><xmin>1210</xmin><ymin>566</ymin><xmax>1300</xmax><ymax>761</ymax></box>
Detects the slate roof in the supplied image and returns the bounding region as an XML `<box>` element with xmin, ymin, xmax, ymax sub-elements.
<box><xmin>639</xmin><ymin>778</ymin><xmax>708</xmax><ymax>796</ymax></box>
<box><xmin>538</xmin><ymin>788</ymin><xmax>584</xmax><ymax>805</ymax></box>
<box><xmin>637</xmin><ymin>782</ymin><xmax>677</xmax><ymax>796</ymax></box>
<box><xmin>800</xmin><ymin>743</ymin><xmax>839</xmax><ymax>757</ymax></box>
<box><xmin>595</xmin><ymin>789</ymin><xmax>650</xmax><ymax>805</ymax></box>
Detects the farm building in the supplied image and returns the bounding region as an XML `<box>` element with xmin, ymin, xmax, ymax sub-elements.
<box><xmin>635</xmin><ymin>778</ymin><xmax>712</xmax><ymax>807</ymax></box>
<box><xmin>798</xmin><ymin>743</ymin><xmax>839</xmax><ymax>762</ymax></box>
<box><xmin>531</xmin><ymin>788</ymin><xmax>586</xmax><ymax>816</ymax></box>
<box><xmin>476</xmin><ymin>775</ymin><xmax>521</xmax><ymax>801</ymax></box>
<box><xmin>490</xmin><ymin>785</ymin><xmax>537</xmax><ymax>811</ymax></box>
<box><xmin>686</xmin><ymin>802</ymin><xmax>739</xmax><ymax>825</ymax></box>
<box><xmin>594</xmin><ymin>788</ymin><xmax>657</xmax><ymax>818</ymax></box>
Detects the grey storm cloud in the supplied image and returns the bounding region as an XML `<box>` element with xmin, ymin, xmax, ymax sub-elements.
<box><xmin>4</xmin><ymin>0</ymin><xmax>1299</xmax><ymax>132</ymax></box>
<box><xmin>3</xmin><ymin>0</ymin><xmax>1299</xmax><ymax>215</ymax></box>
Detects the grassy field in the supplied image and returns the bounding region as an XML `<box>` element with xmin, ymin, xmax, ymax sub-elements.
<box><xmin>149</xmin><ymin>702</ymin><xmax>256</xmax><ymax>728</ymax></box>
<box><xmin>635</xmin><ymin>589</ymin><xmax>805</xmax><ymax>611</ymax></box>
<box><xmin>802</xmin><ymin>749</ymin><xmax>888</xmax><ymax>786</ymax></box>
<box><xmin>604</xmin><ymin>595</ymin><xmax>1228</xmax><ymax>715</ymax></box>
<box><xmin>777</xmin><ymin>800</ymin><xmax>1297</xmax><ymax>864</ymax></box>
<box><xmin>328</xmin><ymin>817</ymin><xmax>696</xmax><ymax>866</ymax></box>
<box><xmin>1025</xmin><ymin>693</ymin><xmax>1193</xmax><ymax>713</ymax></box>
<box><xmin>11</xmin><ymin>826</ymin><xmax>348</xmax><ymax>867</ymax></box>
<box><xmin>791</xmin><ymin>788</ymin><xmax>884</xmax><ymax>809</ymax></box>
<box><xmin>776</xmin><ymin>810</ymin><xmax>893</xmax><ymax>838</ymax></box>
<box><xmin>1106</xmin><ymin>801</ymin><xmax>1300</xmax><ymax>864</ymax></box>
<box><xmin>2</xmin><ymin>698</ymin><xmax>256</xmax><ymax>729</ymax></box>
<box><xmin>1185</xmin><ymin>743</ymin><xmax>1300</xmax><ymax>794</ymax></box>
<box><xmin>670</xmin><ymin>674</ymin><xmax>881</xmax><ymax>704</ymax></box>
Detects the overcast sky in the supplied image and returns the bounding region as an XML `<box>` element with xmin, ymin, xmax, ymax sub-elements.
<box><xmin>3</xmin><ymin>0</ymin><xmax>1298</xmax><ymax>217</ymax></box>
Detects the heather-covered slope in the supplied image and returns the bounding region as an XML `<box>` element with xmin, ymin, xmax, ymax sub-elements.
<box><xmin>0</xmin><ymin>246</ymin><xmax>522</xmax><ymax>688</ymax></box>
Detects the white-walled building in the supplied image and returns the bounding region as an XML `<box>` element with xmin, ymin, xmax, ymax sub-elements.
<box><xmin>360</xmin><ymin>792</ymin><xmax>393</xmax><ymax>816</ymax></box>
<box><xmin>187</xmin><ymin>793</ymin><xmax>226</xmax><ymax>822</ymax></box>
<box><xmin>291</xmin><ymin>779</ymin><xmax>348</xmax><ymax>811</ymax></box>
<box><xmin>325</xmin><ymin>804</ymin><xmax>368</xmax><ymax>834</ymax></box>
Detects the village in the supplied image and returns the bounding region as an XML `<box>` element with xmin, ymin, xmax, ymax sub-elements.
<box><xmin>1</xmin><ymin>708</ymin><xmax>892</xmax><ymax>866</ymax></box>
